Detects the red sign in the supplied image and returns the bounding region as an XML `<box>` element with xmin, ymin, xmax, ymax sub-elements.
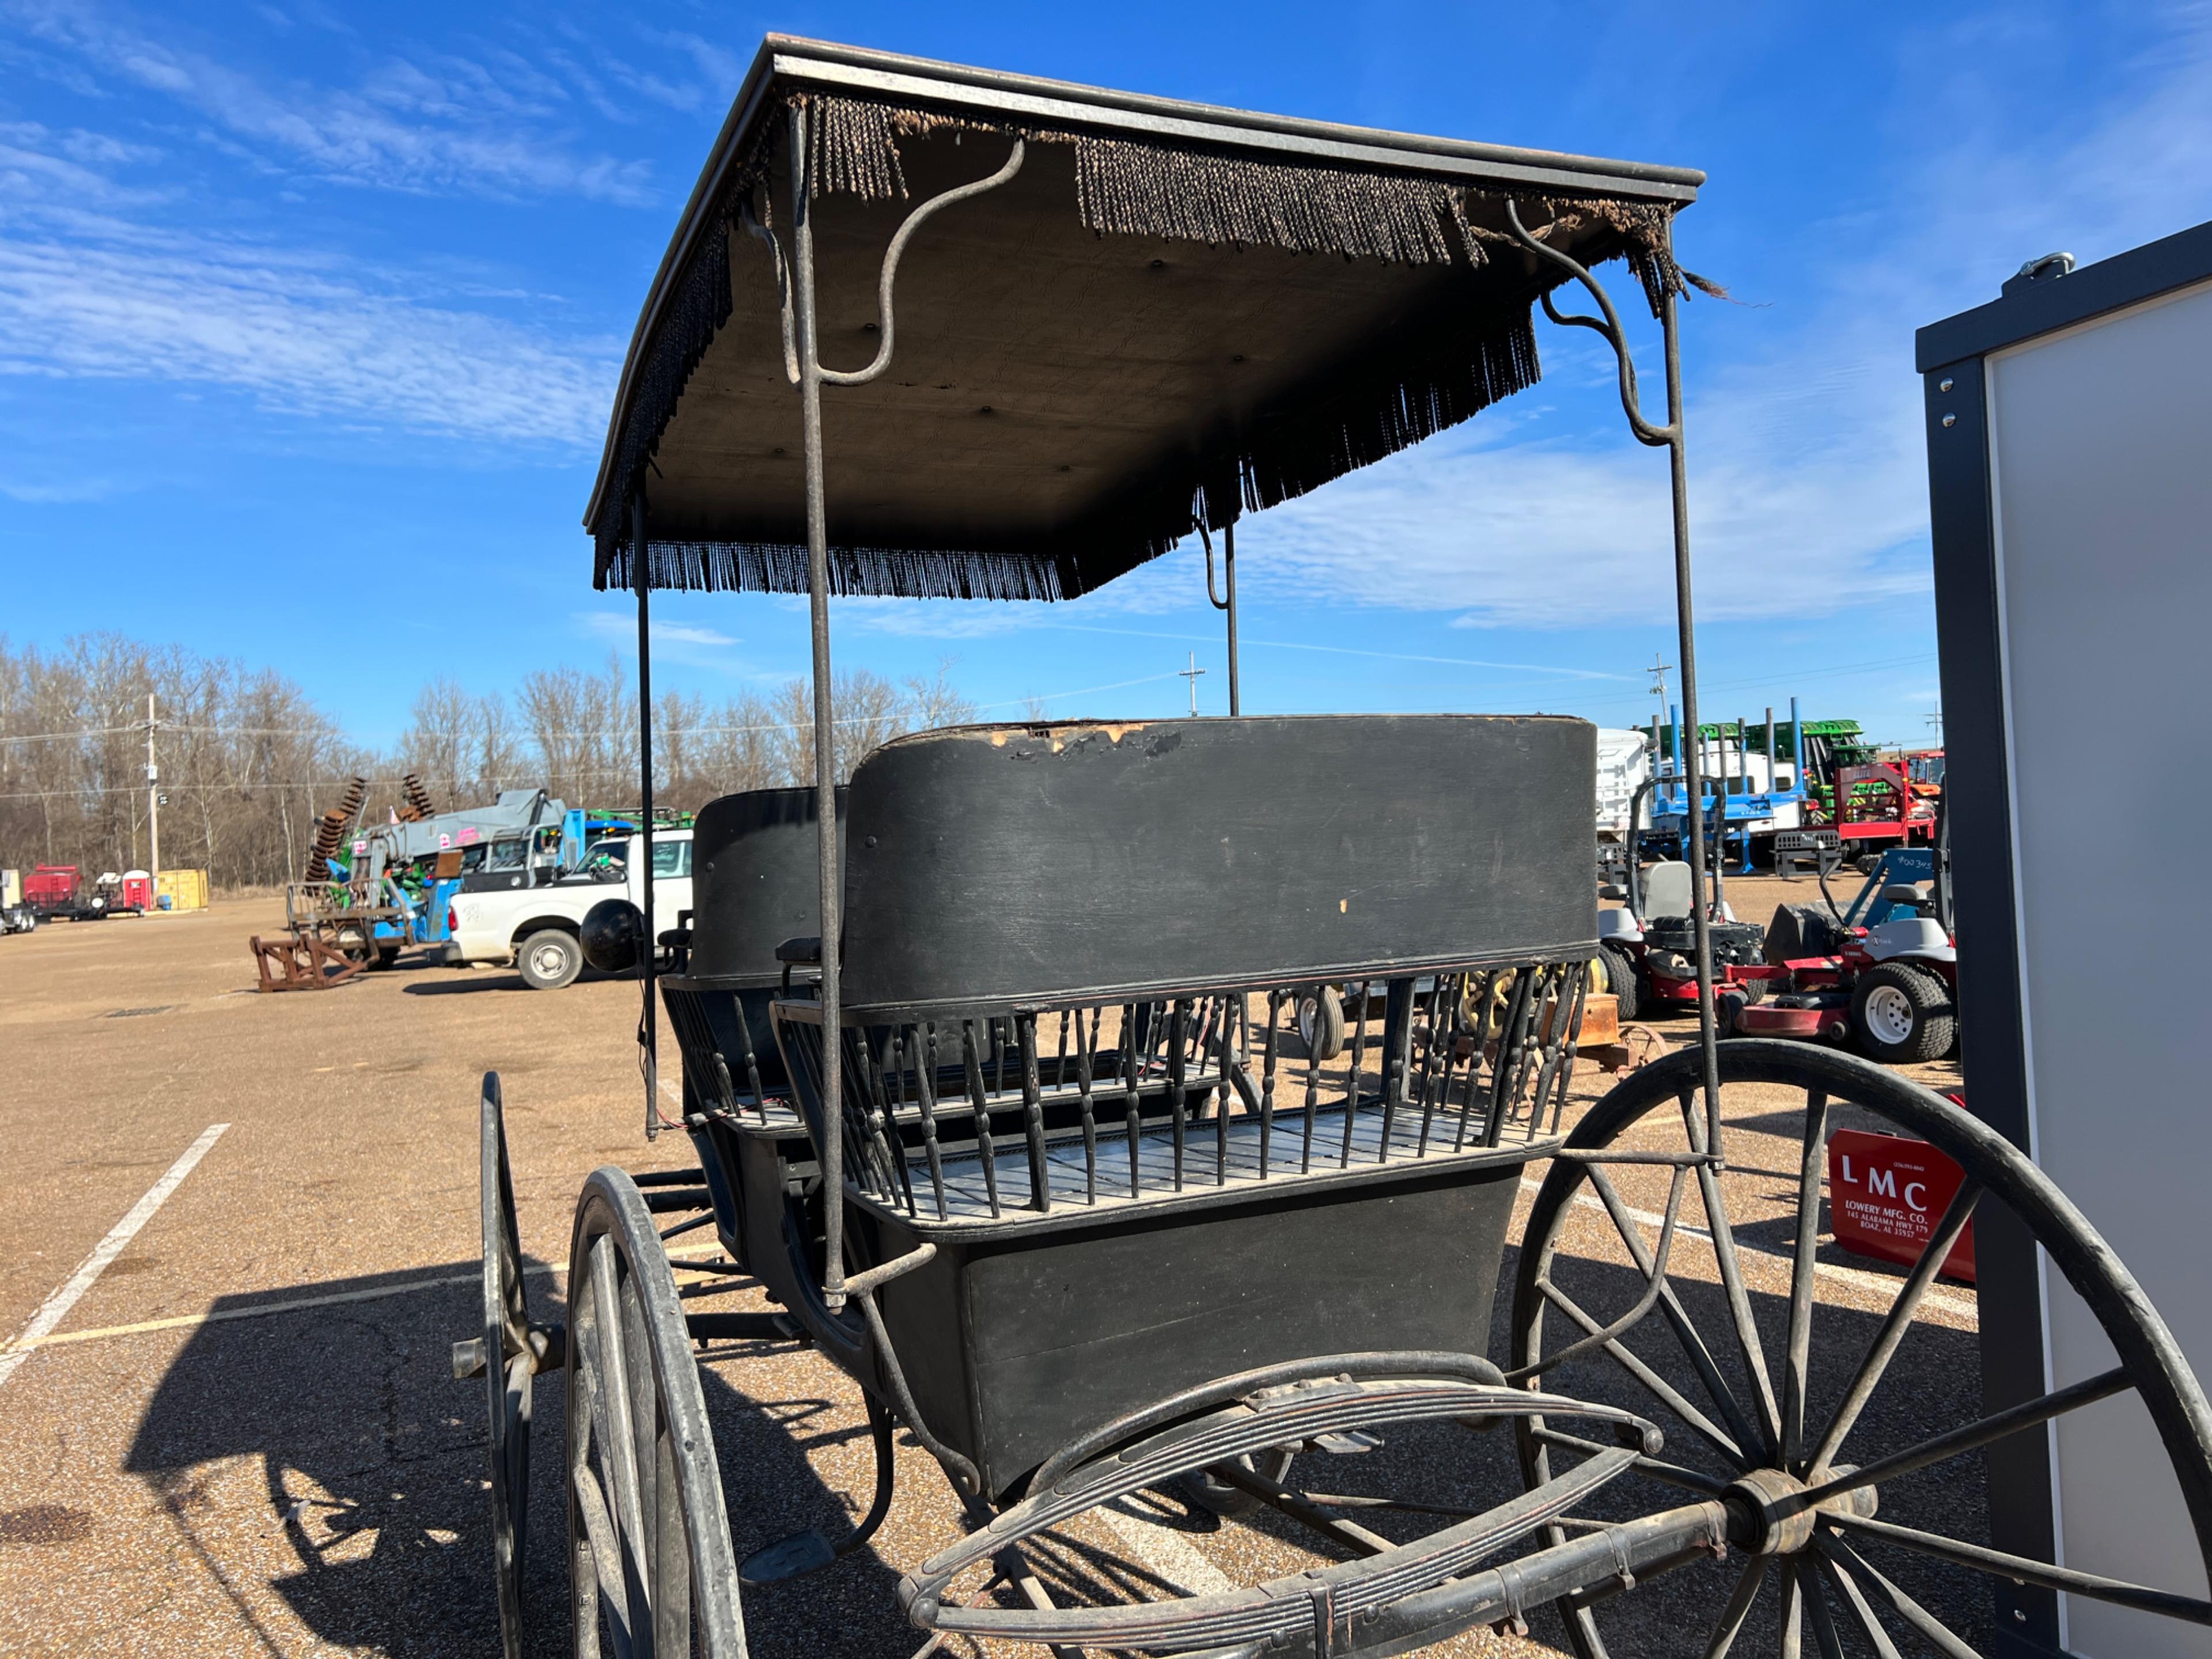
<box><xmin>1827</xmin><ymin>1128</ymin><xmax>1975</xmax><ymax>1283</ymax></box>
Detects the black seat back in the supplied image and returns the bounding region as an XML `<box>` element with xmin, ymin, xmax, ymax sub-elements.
<box><xmin>688</xmin><ymin>786</ymin><xmax>844</xmax><ymax>983</ymax></box>
<box><xmin>838</xmin><ymin>715</ymin><xmax>1598</xmax><ymax>1020</ymax></box>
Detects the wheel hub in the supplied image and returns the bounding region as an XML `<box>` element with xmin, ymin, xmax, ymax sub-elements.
<box><xmin>1722</xmin><ymin>1466</ymin><xmax>1877</xmax><ymax>1555</ymax></box>
<box><xmin>1862</xmin><ymin>984</ymin><xmax>1915</xmax><ymax>1044</ymax></box>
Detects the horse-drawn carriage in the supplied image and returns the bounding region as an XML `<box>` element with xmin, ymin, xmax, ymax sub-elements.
<box><xmin>459</xmin><ymin>36</ymin><xmax>2212</xmax><ymax>1657</ymax></box>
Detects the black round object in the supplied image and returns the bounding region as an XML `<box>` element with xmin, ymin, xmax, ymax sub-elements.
<box><xmin>1850</xmin><ymin>959</ymin><xmax>1956</xmax><ymax>1063</ymax></box>
<box><xmin>579</xmin><ymin>898</ymin><xmax>644</xmax><ymax>975</ymax></box>
<box><xmin>1597</xmin><ymin>944</ymin><xmax>1642</xmax><ymax>1022</ymax></box>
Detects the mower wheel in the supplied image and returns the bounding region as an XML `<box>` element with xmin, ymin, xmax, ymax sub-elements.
<box><xmin>1763</xmin><ymin>902</ymin><xmax>1840</xmax><ymax>966</ymax></box>
<box><xmin>1595</xmin><ymin>944</ymin><xmax>1642</xmax><ymax>1024</ymax></box>
<box><xmin>1851</xmin><ymin>961</ymin><xmax>1956</xmax><ymax>1064</ymax></box>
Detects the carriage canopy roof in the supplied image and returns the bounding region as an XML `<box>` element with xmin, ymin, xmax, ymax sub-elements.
<box><xmin>587</xmin><ymin>36</ymin><xmax>1705</xmax><ymax>603</ymax></box>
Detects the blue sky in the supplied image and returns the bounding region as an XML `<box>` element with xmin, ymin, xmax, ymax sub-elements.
<box><xmin>3</xmin><ymin>1</ymin><xmax>2207</xmax><ymax>750</ymax></box>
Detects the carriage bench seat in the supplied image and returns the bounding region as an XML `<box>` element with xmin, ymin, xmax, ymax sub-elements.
<box><xmin>766</xmin><ymin>714</ymin><xmax>1600</xmax><ymax>1498</ymax></box>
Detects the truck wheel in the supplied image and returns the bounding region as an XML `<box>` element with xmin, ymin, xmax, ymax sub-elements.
<box><xmin>1596</xmin><ymin>944</ymin><xmax>1642</xmax><ymax>1023</ymax></box>
<box><xmin>516</xmin><ymin>929</ymin><xmax>582</xmax><ymax>991</ymax></box>
<box><xmin>1850</xmin><ymin>961</ymin><xmax>1956</xmax><ymax>1063</ymax></box>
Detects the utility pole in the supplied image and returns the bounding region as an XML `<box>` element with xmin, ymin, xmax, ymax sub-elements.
<box><xmin>1179</xmin><ymin>652</ymin><xmax>1206</xmax><ymax>717</ymax></box>
<box><xmin>145</xmin><ymin>692</ymin><xmax>160</xmax><ymax>887</ymax></box>
<box><xmin>1647</xmin><ymin>653</ymin><xmax>1672</xmax><ymax>722</ymax></box>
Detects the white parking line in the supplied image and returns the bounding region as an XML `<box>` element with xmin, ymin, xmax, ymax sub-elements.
<box><xmin>0</xmin><ymin>1123</ymin><xmax>229</xmax><ymax>1389</ymax></box>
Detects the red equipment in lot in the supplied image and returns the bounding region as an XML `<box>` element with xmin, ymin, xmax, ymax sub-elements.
<box><xmin>1594</xmin><ymin>856</ymin><xmax>1787</xmax><ymax>1025</ymax></box>
<box><xmin>1826</xmin><ymin>1124</ymin><xmax>1976</xmax><ymax>1282</ymax></box>
<box><xmin>1815</xmin><ymin>757</ymin><xmax>1939</xmax><ymax>861</ymax></box>
<box><xmin>1740</xmin><ymin>842</ymin><xmax>1959</xmax><ymax>1062</ymax></box>
<box><xmin>22</xmin><ymin>865</ymin><xmax>136</xmax><ymax>921</ymax></box>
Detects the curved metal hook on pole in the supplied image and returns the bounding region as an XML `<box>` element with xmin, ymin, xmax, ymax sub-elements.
<box><xmin>1198</xmin><ymin>522</ymin><xmax>1240</xmax><ymax>715</ymax></box>
<box><xmin>785</xmin><ymin>108</ymin><xmax>1028</xmax><ymax>1309</ymax></box>
<box><xmin>1502</xmin><ymin>199</ymin><xmax>1724</xmax><ymax>1146</ymax></box>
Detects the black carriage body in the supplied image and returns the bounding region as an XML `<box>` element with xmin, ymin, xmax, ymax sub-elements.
<box><xmin>760</xmin><ymin>713</ymin><xmax>1597</xmax><ymax>1496</ymax></box>
<box><xmin>847</xmin><ymin>1150</ymin><xmax>1525</xmax><ymax>1500</ymax></box>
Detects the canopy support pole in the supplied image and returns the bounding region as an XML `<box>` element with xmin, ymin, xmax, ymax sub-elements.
<box><xmin>1204</xmin><ymin>522</ymin><xmax>1241</xmax><ymax>715</ymax></box>
<box><xmin>1504</xmin><ymin>203</ymin><xmax>1722</xmax><ymax>1152</ymax></box>
<box><xmin>789</xmin><ymin>101</ymin><xmax>849</xmax><ymax>1310</ymax></box>
<box><xmin>634</xmin><ymin>489</ymin><xmax>661</xmax><ymax>1141</ymax></box>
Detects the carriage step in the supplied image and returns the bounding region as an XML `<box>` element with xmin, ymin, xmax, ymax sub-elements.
<box><xmin>738</xmin><ymin>1527</ymin><xmax>838</xmax><ymax>1585</ymax></box>
<box><xmin>683</xmin><ymin>1310</ymin><xmax>803</xmax><ymax>1346</ymax></box>
<box><xmin>642</xmin><ymin>1185</ymin><xmax>714</xmax><ymax>1214</ymax></box>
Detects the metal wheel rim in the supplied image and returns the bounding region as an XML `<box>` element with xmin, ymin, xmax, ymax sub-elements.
<box><xmin>565</xmin><ymin>1169</ymin><xmax>744</xmax><ymax>1659</ymax></box>
<box><xmin>481</xmin><ymin>1075</ymin><xmax>532</xmax><ymax>1659</ymax></box>
<box><xmin>1859</xmin><ymin>983</ymin><xmax>1917</xmax><ymax>1047</ymax></box>
<box><xmin>1509</xmin><ymin>1039</ymin><xmax>2212</xmax><ymax>1657</ymax></box>
<box><xmin>529</xmin><ymin>941</ymin><xmax>570</xmax><ymax>981</ymax></box>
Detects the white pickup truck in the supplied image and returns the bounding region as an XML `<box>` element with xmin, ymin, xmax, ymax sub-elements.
<box><xmin>440</xmin><ymin>830</ymin><xmax>694</xmax><ymax>989</ymax></box>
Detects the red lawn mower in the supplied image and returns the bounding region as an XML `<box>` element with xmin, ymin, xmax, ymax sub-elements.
<box><xmin>1741</xmin><ymin>800</ymin><xmax>1959</xmax><ymax>1063</ymax></box>
<box><xmin>1596</xmin><ymin>780</ymin><xmax>1787</xmax><ymax>1026</ymax></box>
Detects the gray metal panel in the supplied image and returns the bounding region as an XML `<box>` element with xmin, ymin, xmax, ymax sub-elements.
<box><xmin>836</xmin><ymin>714</ymin><xmax>1598</xmax><ymax>1018</ymax></box>
<box><xmin>1982</xmin><ymin>278</ymin><xmax>2212</xmax><ymax>1659</ymax></box>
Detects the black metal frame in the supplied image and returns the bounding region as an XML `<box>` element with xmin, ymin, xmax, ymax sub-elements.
<box><xmin>1917</xmin><ymin>217</ymin><xmax>2212</xmax><ymax>1657</ymax></box>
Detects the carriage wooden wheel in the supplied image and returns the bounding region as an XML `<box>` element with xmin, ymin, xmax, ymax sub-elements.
<box><xmin>1512</xmin><ymin>1040</ymin><xmax>2212</xmax><ymax>1656</ymax></box>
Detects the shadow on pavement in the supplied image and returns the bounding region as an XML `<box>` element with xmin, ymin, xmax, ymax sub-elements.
<box><xmin>122</xmin><ymin>1259</ymin><xmax>911</xmax><ymax>1656</ymax></box>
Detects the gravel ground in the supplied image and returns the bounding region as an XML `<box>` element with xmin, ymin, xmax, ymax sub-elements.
<box><xmin>0</xmin><ymin>885</ymin><xmax>2032</xmax><ymax>1658</ymax></box>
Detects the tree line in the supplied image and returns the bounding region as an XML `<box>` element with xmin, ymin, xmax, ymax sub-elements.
<box><xmin>0</xmin><ymin>635</ymin><xmax>976</xmax><ymax>891</ymax></box>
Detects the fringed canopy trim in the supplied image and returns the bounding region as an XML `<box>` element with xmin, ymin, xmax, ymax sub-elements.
<box><xmin>590</xmin><ymin>85</ymin><xmax>1694</xmax><ymax>597</ymax></box>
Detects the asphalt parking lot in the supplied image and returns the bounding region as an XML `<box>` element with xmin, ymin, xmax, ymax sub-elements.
<box><xmin>0</xmin><ymin>886</ymin><xmax>1980</xmax><ymax>1657</ymax></box>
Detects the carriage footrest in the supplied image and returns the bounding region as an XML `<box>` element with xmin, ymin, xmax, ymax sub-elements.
<box><xmin>683</xmin><ymin>1310</ymin><xmax>803</xmax><ymax>1346</ymax></box>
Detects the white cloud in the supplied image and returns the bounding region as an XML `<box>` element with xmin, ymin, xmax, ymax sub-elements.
<box><xmin>0</xmin><ymin>122</ymin><xmax>618</xmax><ymax>445</ymax></box>
<box><xmin>6</xmin><ymin>1</ymin><xmax>665</xmax><ymax>205</ymax></box>
<box><xmin>1223</xmin><ymin>6</ymin><xmax>2212</xmax><ymax>628</ymax></box>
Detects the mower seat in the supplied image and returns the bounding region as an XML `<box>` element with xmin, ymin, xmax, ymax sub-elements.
<box><xmin>1642</xmin><ymin>861</ymin><xmax>1694</xmax><ymax>921</ymax></box>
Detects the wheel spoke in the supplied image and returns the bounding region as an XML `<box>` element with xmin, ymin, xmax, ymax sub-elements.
<box><xmin>1782</xmin><ymin>1091</ymin><xmax>1828</xmax><ymax>1469</ymax></box>
<box><xmin>1531</xmin><ymin>1276</ymin><xmax>1745</xmax><ymax>1463</ymax></box>
<box><xmin>588</xmin><ymin>1237</ymin><xmax>656</xmax><ymax>1639</ymax></box>
<box><xmin>1778</xmin><ymin>1558</ymin><xmax>1804</xmax><ymax>1659</ymax></box>
<box><xmin>573</xmin><ymin>1459</ymin><xmax>638</xmax><ymax>1659</ymax></box>
<box><xmin>1815</xmin><ymin>1536</ymin><xmax>1982</xmax><ymax>1659</ymax></box>
<box><xmin>1581</xmin><ymin>1162</ymin><xmax>1768</xmax><ymax>1458</ymax></box>
<box><xmin>1801</xmin><ymin>1366</ymin><xmax>2130</xmax><ymax>1512</ymax></box>
<box><xmin>1806</xmin><ymin>1180</ymin><xmax>1981</xmax><ymax>1475</ymax></box>
<box><xmin>1681</xmin><ymin>1089</ymin><xmax>1783</xmax><ymax>1459</ymax></box>
<box><xmin>1809</xmin><ymin>1545</ymin><xmax>1902</xmax><ymax>1659</ymax></box>
<box><xmin>1513</xmin><ymin>1168</ymin><xmax>1693</xmax><ymax>1380</ymax></box>
<box><xmin>653</xmin><ymin>1417</ymin><xmax>692</xmax><ymax>1656</ymax></box>
<box><xmin>1802</xmin><ymin>1559</ymin><xmax>1849</xmax><ymax>1659</ymax></box>
<box><xmin>1831</xmin><ymin>1511</ymin><xmax>2212</xmax><ymax>1624</ymax></box>
<box><xmin>1700</xmin><ymin>1555</ymin><xmax>1766</xmax><ymax>1659</ymax></box>
<box><xmin>1527</xmin><ymin>1426</ymin><xmax>1728</xmax><ymax>1497</ymax></box>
